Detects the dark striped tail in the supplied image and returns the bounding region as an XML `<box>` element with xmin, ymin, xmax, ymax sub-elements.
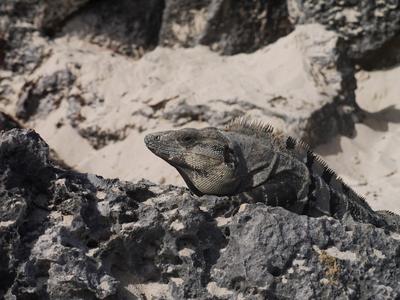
<box><xmin>376</xmin><ymin>210</ymin><xmax>400</xmax><ymax>233</ymax></box>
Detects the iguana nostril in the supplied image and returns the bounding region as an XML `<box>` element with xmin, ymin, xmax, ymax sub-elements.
<box><xmin>154</xmin><ymin>135</ymin><xmax>160</xmax><ymax>141</ymax></box>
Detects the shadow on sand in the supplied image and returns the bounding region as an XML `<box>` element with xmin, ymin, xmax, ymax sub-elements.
<box><xmin>362</xmin><ymin>105</ymin><xmax>400</xmax><ymax>132</ymax></box>
<box><xmin>316</xmin><ymin>104</ymin><xmax>400</xmax><ymax>156</ymax></box>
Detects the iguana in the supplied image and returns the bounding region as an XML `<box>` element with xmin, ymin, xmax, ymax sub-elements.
<box><xmin>144</xmin><ymin>118</ymin><xmax>400</xmax><ymax>232</ymax></box>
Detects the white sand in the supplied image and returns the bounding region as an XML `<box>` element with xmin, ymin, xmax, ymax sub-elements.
<box><xmin>316</xmin><ymin>67</ymin><xmax>400</xmax><ymax>213</ymax></box>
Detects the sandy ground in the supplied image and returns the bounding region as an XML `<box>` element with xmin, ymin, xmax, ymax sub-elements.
<box><xmin>316</xmin><ymin>67</ymin><xmax>400</xmax><ymax>213</ymax></box>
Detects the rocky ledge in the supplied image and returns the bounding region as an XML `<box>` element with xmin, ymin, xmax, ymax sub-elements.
<box><xmin>1</xmin><ymin>129</ymin><xmax>399</xmax><ymax>299</ymax></box>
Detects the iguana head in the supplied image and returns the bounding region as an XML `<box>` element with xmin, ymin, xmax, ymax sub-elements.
<box><xmin>144</xmin><ymin>127</ymin><xmax>242</xmax><ymax>196</ymax></box>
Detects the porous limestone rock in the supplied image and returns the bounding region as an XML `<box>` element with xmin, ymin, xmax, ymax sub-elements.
<box><xmin>288</xmin><ymin>0</ymin><xmax>400</xmax><ymax>64</ymax></box>
<box><xmin>1</xmin><ymin>129</ymin><xmax>399</xmax><ymax>299</ymax></box>
<box><xmin>160</xmin><ymin>0</ymin><xmax>293</xmax><ymax>55</ymax></box>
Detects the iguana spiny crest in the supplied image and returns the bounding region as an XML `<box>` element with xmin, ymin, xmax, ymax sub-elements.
<box><xmin>145</xmin><ymin>118</ymin><xmax>400</xmax><ymax>232</ymax></box>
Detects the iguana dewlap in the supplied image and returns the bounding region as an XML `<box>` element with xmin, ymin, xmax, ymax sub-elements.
<box><xmin>144</xmin><ymin>118</ymin><xmax>400</xmax><ymax>232</ymax></box>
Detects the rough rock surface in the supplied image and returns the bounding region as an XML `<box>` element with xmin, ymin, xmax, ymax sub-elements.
<box><xmin>160</xmin><ymin>0</ymin><xmax>293</xmax><ymax>55</ymax></box>
<box><xmin>62</xmin><ymin>0</ymin><xmax>165</xmax><ymax>58</ymax></box>
<box><xmin>0</xmin><ymin>0</ymin><xmax>90</xmax><ymax>32</ymax></box>
<box><xmin>0</xmin><ymin>112</ymin><xmax>21</xmax><ymax>131</ymax></box>
<box><xmin>42</xmin><ymin>0</ymin><xmax>293</xmax><ymax>58</ymax></box>
<box><xmin>1</xmin><ymin>129</ymin><xmax>400</xmax><ymax>299</ymax></box>
<box><xmin>0</xmin><ymin>0</ymin><xmax>90</xmax><ymax>73</ymax></box>
<box><xmin>16</xmin><ymin>68</ymin><xmax>76</xmax><ymax>121</ymax></box>
<box><xmin>288</xmin><ymin>0</ymin><xmax>400</xmax><ymax>63</ymax></box>
<box><xmin>356</xmin><ymin>35</ymin><xmax>400</xmax><ymax>70</ymax></box>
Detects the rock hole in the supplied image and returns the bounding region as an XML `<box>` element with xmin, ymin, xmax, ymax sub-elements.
<box><xmin>126</xmin><ymin>188</ymin><xmax>156</xmax><ymax>202</ymax></box>
<box><xmin>267</xmin><ymin>261</ymin><xmax>282</xmax><ymax>277</ymax></box>
<box><xmin>87</xmin><ymin>239</ymin><xmax>99</xmax><ymax>248</ymax></box>
<box><xmin>242</xmin><ymin>215</ymin><xmax>252</xmax><ymax>223</ymax></box>
<box><xmin>224</xmin><ymin>227</ymin><xmax>230</xmax><ymax>237</ymax></box>
<box><xmin>231</xmin><ymin>276</ymin><xmax>245</xmax><ymax>291</ymax></box>
<box><xmin>176</xmin><ymin>235</ymin><xmax>198</xmax><ymax>250</ymax></box>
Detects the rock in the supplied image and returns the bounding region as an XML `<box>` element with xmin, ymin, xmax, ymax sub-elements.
<box><xmin>288</xmin><ymin>0</ymin><xmax>400</xmax><ymax>63</ymax></box>
<box><xmin>1</xmin><ymin>129</ymin><xmax>399</xmax><ymax>299</ymax></box>
<box><xmin>0</xmin><ymin>0</ymin><xmax>90</xmax><ymax>32</ymax></box>
<box><xmin>0</xmin><ymin>112</ymin><xmax>21</xmax><ymax>131</ymax></box>
<box><xmin>16</xmin><ymin>68</ymin><xmax>76</xmax><ymax>121</ymax></box>
<box><xmin>0</xmin><ymin>23</ymin><xmax>49</xmax><ymax>74</ymax></box>
<box><xmin>62</xmin><ymin>0</ymin><xmax>165</xmax><ymax>58</ymax></box>
<box><xmin>60</xmin><ymin>0</ymin><xmax>292</xmax><ymax>57</ymax></box>
<box><xmin>0</xmin><ymin>129</ymin><xmax>52</xmax><ymax>190</ymax></box>
<box><xmin>356</xmin><ymin>35</ymin><xmax>400</xmax><ymax>71</ymax></box>
<box><xmin>34</xmin><ymin>0</ymin><xmax>91</xmax><ymax>33</ymax></box>
<box><xmin>212</xmin><ymin>204</ymin><xmax>400</xmax><ymax>299</ymax></box>
<box><xmin>158</xmin><ymin>0</ymin><xmax>213</xmax><ymax>48</ymax></box>
<box><xmin>0</xmin><ymin>0</ymin><xmax>89</xmax><ymax>73</ymax></box>
<box><xmin>1</xmin><ymin>0</ymin><xmax>292</xmax><ymax>64</ymax></box>
<box><xmin>160</xmin><ymin>0</ymin><xmax>293</xmax><ymax>55</ymax></box>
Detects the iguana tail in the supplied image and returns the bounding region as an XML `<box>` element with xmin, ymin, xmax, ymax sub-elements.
<box><xmin>376</xmin><ymin>210</ymin><xmax>400</xmax><ymax>233</ymax></box>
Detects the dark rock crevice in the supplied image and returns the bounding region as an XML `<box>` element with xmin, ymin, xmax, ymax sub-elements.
<box><xmin>198</xmin><ymin>0</ymin><xmax>293</xmax><ymax>55</ymax></box>
<box><xmin>355</xmin><ymin>34</ymin><xmax>400</xmax><ymax>71</ymax></box>
<box><xmin>60</xmin><ymin>0</ymin><xmax>166</xmax><ymax>58</ymax></box>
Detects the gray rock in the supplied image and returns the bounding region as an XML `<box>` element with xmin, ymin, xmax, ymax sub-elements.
<box><xmin>0</xmin><ymin>0</ymin><xmax>89</xmax><ymax>73</ymax></box>
<box><xmin>0</xmin><ymin>23</ymin><xmax>48</xmax><ymax>73</ymax></box>
<box><xmin>356</xmin><ymin>35</ymin><xmax>400</xmax><ymax>71</ymax></box>
<box><xmin>158</xmin><ymin>0</ymin><xmax>213</xmax><ymax>48</ymax></box>
<box><xmin>160</xmin><ymin>0</ymin><xmax>293</xmax><ymax>55</ymax></box>
<box><xmin>62</xmin><ymin>0</ymin><xmax>165</xmax><ymax>58</ymax></box>
<box><xmin>60</xmin><ymin>0</ymin><xmax>292</xmax><ymax>57</ymax></box>
<box><xmin>213</xmin><ymin>204</ymin><xmax>400</xmax><ymax>299</ymax></box>
<box><xmin>0</xmin><ymin>0</ymin><xmax>90</xmax><ymax>32</ymax></box>
<box><xmin>16</xmin><ymin>68</ymin><xmax>76</xmax><ymax>121</ymax></box>
<box><xmin>288</xmin><ymin>0</ymin><xmax>400</xmax><ymax>63</ymax></box>
<box><xmin>34</xmin><ymin>0</ymin><xmax>91</xmax><ymax>33</ymax></box>
<box><xmin>0</xmin><ymin>112</ymin><xmax>21</xmax><ymax>131</ymax></box>
<box><xmin>1</xmin><ymin>129</ymin><xmax>399</xmax><ymax>299</ymax></box>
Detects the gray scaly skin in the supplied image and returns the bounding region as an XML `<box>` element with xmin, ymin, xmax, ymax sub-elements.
<box><xmin>144</xmin><ymin>118</ymin><xmax>400</xmax><ymax>232</ymax></box>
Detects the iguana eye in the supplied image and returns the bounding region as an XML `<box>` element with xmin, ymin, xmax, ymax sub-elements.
<box><xmin>180</xmin><ymin>135</ymin><xmax>194</xmax><ymax>144</ymax></box>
